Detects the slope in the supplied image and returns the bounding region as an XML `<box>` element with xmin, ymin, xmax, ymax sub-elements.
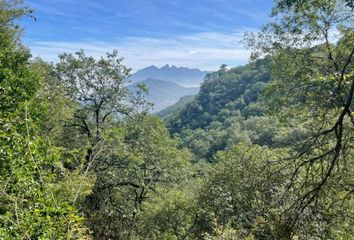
<box><xmin>164</xmin><ymin>58</ymin><xmax>291</xmax><ymax>161</ymax></box>
<box><xmin>128</xmin><ymin>78</ymin><xmax>199</xmax><ymax>112</ymax></box>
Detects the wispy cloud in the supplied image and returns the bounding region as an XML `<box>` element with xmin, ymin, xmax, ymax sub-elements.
<box><xmin>29</xmin><ymin>31</ymin><xmax>253</xmax><ymax>71</ymax></box>
<box><xmin>22</xmin><ymin>1</ymin><xmax>272</xmax><ymax>71</ymax></box>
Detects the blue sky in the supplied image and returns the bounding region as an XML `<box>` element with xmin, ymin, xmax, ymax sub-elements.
<box><xmin>21</xmin><ymin>0</ymin><xmax>273</xmax><ymax>71</ymax></box>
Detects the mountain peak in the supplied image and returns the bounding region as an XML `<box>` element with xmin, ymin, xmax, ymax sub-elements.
<box><xmin>146</xmin><ymin>65</ymin><xmax>159</xmax><ymax>70</ymax></box>
<box><xmin>131</xmin><ymin>64</ymin><xmax>208</xmax><ymax>87</ymax></box>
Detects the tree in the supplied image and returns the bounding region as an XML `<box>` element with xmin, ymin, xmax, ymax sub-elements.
<box><xmin>246</xmin><ymin>0</ymin><xmax>354</xmax><ymax>230</ymax></box>
<box><xmin>84</xmin><ymin>116</ymin><xmax>191</xmax><ymax>239</ymax></box>
<box><xmin>0</xmin><ymin>1</ymin><xmax>90</xmax><ymax>238</ymax></box>
<box><xmin>140</xmin><ymin>186</ymin><xmax>199</xmax><ymax>239</ymax></box>
<box><xmin>0</xmin><ymin>0</ymin><xmax>32</xmax><ymax>46</ymax></box>
<box><xmin>195</xmin><ymin>144</ymin><xmax>290</xmax><ymax>239</ymax></box>
<box><xmin>55</xmin><ymin>50</ymin><xmax>149</xmax><ymax>153</ymax></box>
<box><xmin>28</xmin><ymin>59</ymin><xmax>75</xmax><ymax>138</ymax></box>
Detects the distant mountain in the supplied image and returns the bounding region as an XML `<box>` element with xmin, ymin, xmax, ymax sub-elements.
<box><xmin>128</xmin><ymin>78</ymin><xmax>199</xmax><ymax>112</ymax></box>
<box><xmin>130</xmin><ymin>64</ymin><xmax>208</xmax><ymax>87</ymax></box>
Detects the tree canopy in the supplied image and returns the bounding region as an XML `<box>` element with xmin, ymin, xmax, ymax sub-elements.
<box><xmin>0</xmin><ymin>0</ymin><xmax>353</xmax><ymax>239</ymax></box>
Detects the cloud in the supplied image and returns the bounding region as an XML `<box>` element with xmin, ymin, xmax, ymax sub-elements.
<box><xmin>29</xmin><ymin>31</ymin><xmax>253</xmax><ymax>71</ymax></box>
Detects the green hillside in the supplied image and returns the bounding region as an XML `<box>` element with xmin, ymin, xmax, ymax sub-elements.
<box><xmin>1</xmin><ymin>1</ymin><xmax>353</xmax><ymax>239</ymax></box>
<box><xmin>158</xmin><ymin>95</ymin><xmax>195</xmax><ymax>119</ymax></box>
<box><xmin>167</xmin><ymin>59</ymin><xmax>270</xmax><ymax>131</ymax></box>
<box><xmin>165</xmin><ymin>58</ymin><xmax>295</xmax><ymax>160</ymax></box>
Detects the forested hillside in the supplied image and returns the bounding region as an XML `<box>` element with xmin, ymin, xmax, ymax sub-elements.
<box><xmin>167</xmin><ymin>60</ymin><xmax>270</xmax><ymax>132</ymax></box>
<box><xmin>1</xmin><ymin>0</ymin><xmax>353</xmax><ymax>239</ymax></box>
<box><xmin>165</xmin><ymin>59</ymin><xmax>288</xmax><ymax>161</ymax></box>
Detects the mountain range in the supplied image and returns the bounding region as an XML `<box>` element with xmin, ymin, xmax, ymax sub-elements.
<box><xmin>130</xmin><ymin>64</ymin><xmax>208</xmax><ymax>87</ymax></box>
<box><xmin>128</xmin><ymin>78</ymin><xmax>199</xmax><ymax>112</ymax></box>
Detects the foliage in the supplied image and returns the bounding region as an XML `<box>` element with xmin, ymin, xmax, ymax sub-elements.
<box><xmin>246</xmin><ymin>0</ymin><xmax>354</xmax><ymax>228</ymax></box>
<box><xmin>167</xmin><ymin>59</ymin><xmax>271</xmax><ymax>133</ymax></box>
<box><xmin>166</xmin><ymin>59</ymin><xmax>308</xmax><ymax>162</ymax></box>
<box><xmin>1</xmin><ymin>0</ymin><xmax>353</xmax><ymax>239</ymax></box>
<box><xmin>0</xmin><ymin>1</ymin><xmax>91</xmax><ymax>238</ymax></box>
<box><xmin>140</xmin><ymin>185</ymin><xmax>199</xmax><ymax>239</ymax></box>
<box><xmin>194</xmin><ymin>144</ymin><xmax>291</xmax><ymax>239</ymax></box>
<box><xmin>55</xmin><ymin>50</ymin><xmax>150</xmax><ymax>145</ymax></box>
<box><xmin>0</xmin><ymin>3</ymin><xmax>90</xmax><ymax>238</ymax></box>
<box><xmin>84</xmin><ymin>115</ymin><xmax>192</xmax><ymax>239</ymax></box>
<box><xmin>194</xmin><ymin>143</ymin><xmax>354</xmax><ymax>239</ymax></box>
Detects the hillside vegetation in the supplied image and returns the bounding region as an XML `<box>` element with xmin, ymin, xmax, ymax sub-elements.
<box><xmin>0</xmin><ymin>0</ymin><xmax>353</xmax><ymax>239</ymax></box>
<box><xmin>165</xmin><ymin>58</ymin><xmax>298</xmax><ymax>161</ymax></box>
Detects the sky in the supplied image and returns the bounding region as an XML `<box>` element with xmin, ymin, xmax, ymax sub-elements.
<box><xmin>21</xmin><ymin>0</ymin><xmax>274</xmax><ymax>71</ymax></box>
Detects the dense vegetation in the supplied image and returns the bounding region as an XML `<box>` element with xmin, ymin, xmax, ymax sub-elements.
<box><xmin>0</xmin><ymin>0</ymin><xmax>353</xmax><ymax>239</ymax></box>
<box><xmin>165</xmin><ymin>59</ymin><xmax>286</xmax><ymax>161</ymax></box>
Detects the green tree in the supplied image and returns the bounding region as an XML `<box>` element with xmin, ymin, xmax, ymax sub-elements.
<box><xmin>140</xmin><ymin>185</ymin><xmax>199</xmax><ymax>239</ymax></box>
<box><xmin>195</xmin><ymin>144</ymin><xmax>291</xmax><ymax>239</ymax></box>
<box><xmin>54</xmin><ymin>50</ymin><xmax>150</xmax><ymax>160</ymax></box>
<box><xmin>0</xmin><ymin>1</ymin><xmax>90</xmax><ymax>238</ymax></box>
<box><xmin>85</xmin><ymin>116</ymin><xmax>191</xmax><ymax>239</ymax></box>
<box><xmin>247</xmin><ymin>0</ymin><xmax>354</xmax><ymax>232</ymax></box>
<box><xmin>29</xmin><ymin>59</ymin><xmax>75</xmax><ymax>140</ymax></box>
<box><xmin>0</xmin><ymin>0</ymin><xmax>32</xmax><ymax>46</ymax></box>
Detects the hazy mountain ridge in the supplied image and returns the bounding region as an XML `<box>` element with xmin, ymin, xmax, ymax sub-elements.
<box><xmin>130</xmin><ymin>64</ymin><xmax>208</xmax><ymax>87</ymax></box>
<box><xmin>128</xmin><ymin>78</ymin><xmax>199</xmax><ymax>112</ymax></box>
<box><xmin>158</xmin><ymin>95</ymin><xmax>195</xmax><ymax>119</ymax></box>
